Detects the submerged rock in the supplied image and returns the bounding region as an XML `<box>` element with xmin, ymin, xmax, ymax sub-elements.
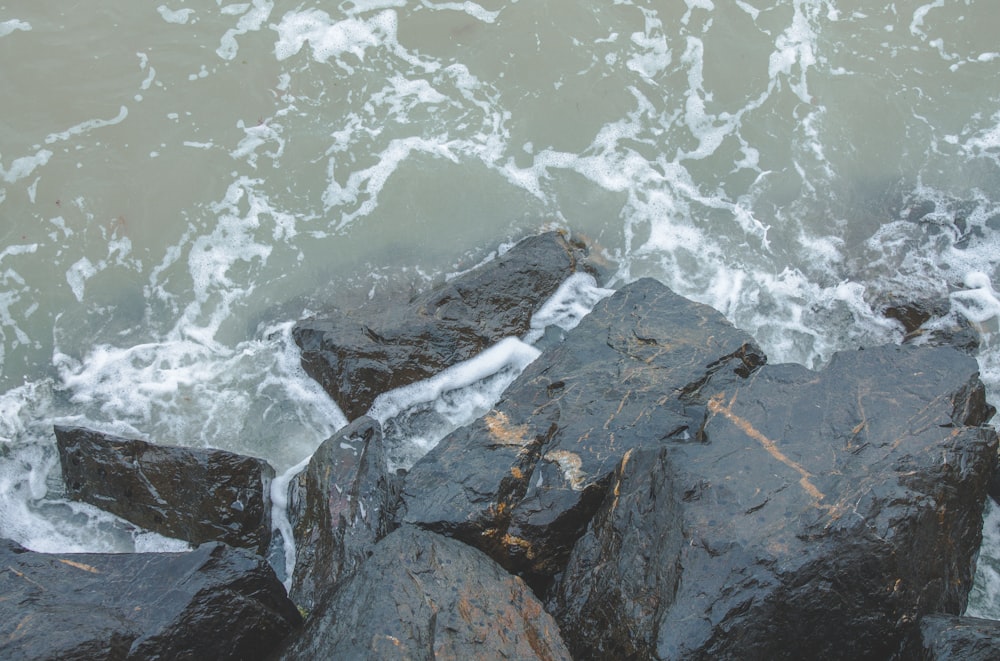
<box><xmin>551</xmin><ymin>344</ymin><xmax>997</xmax><ymax>660</ymax></box>
<box><xmin>285</xmin><ymin>416</ymin><xmax>393</xmax><ymax>611</ymax></box>
<box><xmin>398</xmin><ymin>277</ymin><xmax>765</xmax><ymax>588</ymax></box>
<box><xmin>0</xmin><ymin>539</ymin><xmax>300</xmax><ymax>660</ymax></box>
<box><xmin>276</xmin><ymin>525</ymin><xmax>571</xmax><ymax>660</ymax></box>
<box><xmin>55</xmin><ymin>425</ymin><xmax>274</xmax><ymax>555</ymax></box>
<box><xmin>913</xmin><ymin>614</ymin><xmax>1000</xmax><ymax>660</ymax></box>
<box><xmin>293</xmin><ymin>231</ymin><xmax>594</xmax><ymax>421</ymax></box>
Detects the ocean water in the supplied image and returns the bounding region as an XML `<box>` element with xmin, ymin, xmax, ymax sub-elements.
<box><xmin>2</xmin><ymin>0</ymin><xmax>999</xmax><ymax>613</ymax></box>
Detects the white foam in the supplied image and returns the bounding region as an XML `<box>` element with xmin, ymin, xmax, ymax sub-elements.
<box><xmin>678</xmin><ymin>36</ymin><xmax>741</xmax><ymax>161</ymax></box>
<box><xmin>136</xmin><ymin>52</ymin><xmax>156</xmax><ymax>91</ymax></box>
<box><xmin>682</xmin><ymin>0</ymin><xmax>715</xmax><ymax>26</ymax></box>
<box><xmin>524</xmin><ymin>273</ymin><xmax>614</xmax><ymax>344</ymax></box>
<box><xmin>65</xmin><ymin>257</ymin><xmax>97</xmax><ymax>303</ymax></box>
<box><xmin>324</xmin><ymin>136</ymin><xmax>460</xmax><ymax>227</ymax></box>
<box><xmin>0</xmin><ymin>244</ymin><xmax>39</xmax><ymax>263</ymax></box>
<box><xmin>0</xmin><ymin>380</ymin><xmax>52</xmax><ymax>444</ymax></box>
<box><xmin>269</xmin><ymin>454</ymin><xmax>310</xmax><ymax>591</ymax></box>
<box><xmin>217</xmin><ymin>0</ymin><xmax>274</xmax><ymax>61</ymax></box>
<box><xmin>735</xmin><ymin>1</ymin><xmax>760</xmax><ymax>20</ymax></box>
<box><xmin>909</xmin><ymin>0</ymin><xmax>945</xmax><ymax>39</ymax></box>
<box><xmin>420</xmin><ymin>1</ymin><xmax>501</xmax><ymax>24</ymax></box>
<box><xmin>168</xmin><ymin>177</ymin><xmax>275</xmax><ymax>342</ymax></box>
<box><xmin>768</xmin><ymin>1</ymin><xmax>821</xmax><ymax>103</ymax></box>
<box><xmin>221</xmin><ymin>3</ymin><xmax>251</xmax><ymax>16</ymax></box>
<box><xmin>157</xmin><ymin>5</ymin><xmax>195</xmax><ymax>25</ymax></box>
<box><xmin>0</xmin><ymin>150</ymin><xmax>52</xmax><ymax>184</ymax></box>
<box><xmin>368</xmin><ymin>337</ymin><xmax>541</xmax><ymax>424</ymax></box>
<box><xmin>231</xmin><ymin>120</ymin><xmax>286</xmax><ymax>168</ymax></box>
<box><xmin>54</xmin><ymin>321</ymin><xmax>345</xmax><ymax>471</ymax></box>
<box><xmin>272</xmin><ymin>8</ymin><xmax>389</xmax><ymax>65</ymax></box>
<box><xmin>342</xmin><ymin>0</ymin><xmax>407</xmax><ymax>13</ymax></box>
<box><xmin>0</xmin><ymin>19</ymin><xmax>31</xmax><ymax>38</ymax></box>
<box><xmin>950</xmin><ymin>273</ymin><xmax>1000</xmax><ymax>325</ymax></box>
<box><xmin>369</xmin><ymin>75</ymin><xmax>450</xmax><ymax>120</ymax></box>
<box><xmin>44</xmin><ymin>106</ymin><xmax>129</xmax><ymax>145</ymax></box>
<box><xmin>627</xmin><ymin>9</ymin><xmax>672</xmax><ymax>81</ymax></box>
<box><xmin>962</xmin><ymin>111</ymin><xmax>1000</xmax><ymax>160</ymax></box>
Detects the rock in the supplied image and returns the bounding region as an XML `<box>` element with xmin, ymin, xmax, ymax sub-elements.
<box><xmin>398</xmin><ymin>278</ymin><xmax>765</xmax><ymax>589</ymax></box>
<box><xmin>285</xmin><ymin>416</ymin><xmax>393</xmax><ymax>612</ymax></box>
<box><xmin>276</xmin><ymin>526</ymin><xmax>571</xmax><ymax>660</ymax></box>
<box><xmin>551</xmin><ymin>344</ymin><xmax>997</xmax><ymax>660</ymax></box>
<box><xmin>55</xmin><ymin>425</ymin><xmax>274</xmax><ymax>556</ymax></box>
<box><xmin>293</xmin><ymin>231</ymin><xmax>594</xmax><ymax>421</ymax></box>
<box><xmin>883</xmin><ymin>298</ymin><xmax>980</xmax><ymax>355</ymax></box>
<box><xmin>0</xmin><ymin>539</ymin><xmax>301</xmax><ymax>660</ymax></box>
<box><xmin>913</xmin><ymin>614</ymin><xmax>1000</xmax><ymax>660</ymax></box>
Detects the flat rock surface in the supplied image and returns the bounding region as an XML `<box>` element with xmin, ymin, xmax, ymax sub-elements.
<box><xmin>277</xmin><ymin>525</ymin><xmax>571</xmax><ymax>660</ymax></box>
<box><xmin>293</xmin><ymin>231</ymin><xmax>592</xmax><ymax>421</ymax></box>
<box><xmin>55</xmin><ymin>425</ymin><xmax>274</xmax><ymax>555</ymax></box>
<box><xmin>0</xmin><ymin>540</ymin><xmax>300</xmax><ymax>661</ymax></box>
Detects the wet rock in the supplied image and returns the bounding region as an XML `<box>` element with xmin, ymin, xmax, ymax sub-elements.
<box><xmin>293</xmin><ymin>231</ymin><xmax>594</xmax><ymax>421</ymax></box>
<box><xmin>398</xmin><ymin>278</ymin><xmax>765</xmax><ymax>588</ymax></box>
<box><xmin>55</xmin><ymin>425</ymin><xmax>274</xmax><ymax>555</ymax></box>
<box><xmin>285</xmin><ymin>416</ymin><xmax>393</xmax><ymax>612</ymax></box>
<box><xmin>913</xmin><ymin>614</ymin><xmax>1000</xmax><ymax>660</ymax></box>
<box><xmin>883</xmin><ymin>297</ymin><xmax>981</xmax><ymax>355</ymax></box>
<box><xmin>276</xmin><ymin>525</ymin><xmax>571</xmax><ymax>660</ymax></box>
<box><xmin>552</xmin><ymin>344</ymin><xmax>997</xmax><ymax>660</ymax></box>
<box><xmin>0</xmin><ymin>539</ymin><xmax>301</xmax><ymax>661</ymax></box>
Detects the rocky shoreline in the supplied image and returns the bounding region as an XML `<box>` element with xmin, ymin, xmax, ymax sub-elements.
<box><xmin>3</xmin><ymin>232</ymin><xmax>998</xmax><ymax>660</ymax></box>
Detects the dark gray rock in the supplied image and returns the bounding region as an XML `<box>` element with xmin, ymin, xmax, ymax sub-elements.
<box><xmin>55</xmin><ymin>425</ymin><xmax>274</xmax><ymax>555</ymax></box>
<box><xmin>884</xmin><ymin>297</ymin><xmax>981</xmax><ymax>355</ymax></box>
<box><xmin>293</xmin><ymin>231</ymin><xmax>594</xmax><ymax>421</ymax></box>
<box><xmin>552</xmin><ymin>344</ymin><xmax>997</xmax><ymax>660</ymax></box>
<box><xmin>285</xmin><ymin>416</ymin><xmax>392</xmax><ymax>611</ymax></box>
<box><xmin>276</xmin><ymin>526</ymin><xmax>571</xmax><ymax>660</ymax></box>
<box><xmin>0</xmin><ymin>539</ymin><xmax>300</xmax><ymax>661</ymax></box>
<box><xmin>398</xmin><ymin>278</ymin><xmax>765</xmax><ymax>588</ymax></box>
<box><xmin>914</xmin><ymin>614</ymin><xmax>1000</xmax><ymax>660</ymax></box>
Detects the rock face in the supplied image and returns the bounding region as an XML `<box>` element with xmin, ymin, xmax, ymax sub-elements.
<box><xmin>277</xmin><ymin>526</ymin><xmax>571</xmax><ymax>660</ymax></box>
<box><xmin>0</xmin><ymin>539</ymin><xmax>301</xmax><ymax>661</ymax></box>
<box><xmin>55</xmin><ymin>425</ymin><xmax>274</xmax><ymax>555</ymax></box>
<box><xmin>551</xmin><ymin>344</ymin><xmax>997</xmax><ymax>660</ymax></box>
<box><xmin>293</xmin><ymin>231</ymin><xmax>593</xmax><ymax>421</ymax></box>
<box><xmin>285</xmin><ymin>416</ymin><xmax>393</xmax><ymax>611</ymax></box>
<box><xmin>914</xmin><ymin>614</ymin><xmax>1000</xmax><ymax>660</ymax></box>
<box><xmin>398</xmin><ymin>278</ymin><xmax>765</xmax><ymax>588</ymax></box>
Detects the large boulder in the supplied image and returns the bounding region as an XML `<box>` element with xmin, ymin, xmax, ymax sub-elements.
<box><xmin>285</xmin><ymin>416</ymin><xmax>393</xmax><ymax>611</ymax></box>
<box><xmin>0</xmin><ymin>539</ymin><xmax>300</xmax><ymax>660</ymax></box>
<box><xmin>276</xmin><ymin>525</ymin><xmax>571</xmax><ymax>660</ymax></box>
<box><xmin>913</xmin><ymin>614</ymin><xmax>1000</xmax><ymax>660</ymax></box>
<box><xmin>551</xmin><ymin>344</ymin><xmax>997</xmax><ymax>660</ymax></box>
<box><xmin>293</xmin><ymin>231</ymin><xmax>594</xmax><ymax>421</ymax></box>
<box><xmin>55</xmin><ymin>425</ymin><xmax>274</xmax><ymax>555</ymax></box>
<box><xmin>397</xmin><ymin>278</ymin><xmax>765</xmax><ymax>588</ymax></box>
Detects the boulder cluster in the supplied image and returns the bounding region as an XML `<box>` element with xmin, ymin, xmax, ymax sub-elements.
<box><xmin>3</xmin><ymin>232</ymin><xmax>999</xmax><ymax>660</ymax></box>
